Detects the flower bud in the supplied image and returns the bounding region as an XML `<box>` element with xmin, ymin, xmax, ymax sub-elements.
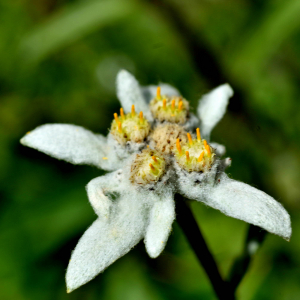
<box><xmin>174</xmin><ymin>128</ymin><xmax>215</xmax><ymax>172</ymax></box>
<box><xmin>130</xmin><ymin>149</ymin><xmax>166</xmax><ymax>185</ymax></box>
<box><xmin>149</xmin><ymin>87</ymin><xmax>189</xmax><ymax>124</ymax></box>
<box><xmin>110</xmin><ymin>106</ymin><xmax>150</xmax><ymax>145</ymax></box>
<box><xmin>150</xmin><ymin>123</ymin><xmax>188</xmax><ymax>155</ymax></box>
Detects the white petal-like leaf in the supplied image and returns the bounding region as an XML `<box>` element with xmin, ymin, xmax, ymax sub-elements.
<box><xmin>197</xmin><ymin>84</ymin><xmax>234</xmax><ymax>140</ymax></box>
<box><xmin>180</xmin><ymin>172</ymin><xmax>291</xmax><ymax>240</ymax></box>
<box><xmin>66</xmin><ymin>191</ymin><xmax>147</xmax><ymax>292</ymax></box>
<box><xmin>144</xmin><ymin>190</ymin><xmax>175</xmax><ymax>258</ymax></box>
<box><xmin>20</xmin><ymin>124</ymin><xmax>119</xmax><ymax>170</ymax></box>
<box><xmin>208</xmin><ymin>175</ymin><xmax>291</xmax><ymax>240</ymax></box>
<box><xmin>86</xmin><ymin>170</ymin><xmax>124</xmax><ymax>218</ymax></box>
<box><xmin>116</xmin><ymin>70</ymin><xmax>151</xmax><ymax>118</ymax></box>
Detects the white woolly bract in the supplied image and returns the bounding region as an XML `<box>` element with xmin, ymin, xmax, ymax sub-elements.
<box><xmin>67</xmin><ymin>168</ymin><xmax>176</xmax><ymax>291</ymax></box>
<box><xmin>20</xmin><ymin>124</ymin><xmax>122</xmax><ymax>171</ymax></box>
<box><xmin>66</xmin><ymin>192</ymin><xmax>147</xmax><ymax>293</ymax></box>
<box><xmin>116</xmin><ymin>70</ymin><xmax>151</xmax><ymax>119</ymax></box>
<box><xmin>144</xmin><ymin>191</ymin><xmax>175</xmax><ymax>258</ymax></box>
<box><xmin>86</xmin><ymin>169</ymin><xmax>124</xmax><ymax>218</ymax></box>
<box><xmin>209</xmin><ymin>174</ymin><xmax>292</xmax><ymax>240</ymax></box>
<box><xmin>197</xmin><ymin>84</ymin><xmax>234</xmax><ymax>140</ymax></box>
<box><xmin>179</xmin><ymin>171</ymin><xmax>291</xmax><ymax>241</ymax></box>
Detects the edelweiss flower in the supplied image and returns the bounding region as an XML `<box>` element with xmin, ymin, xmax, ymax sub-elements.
<box><xmin>20</xmin><ymin>70</ymin><xmax>291</xmax><ymax>293</ymax></box>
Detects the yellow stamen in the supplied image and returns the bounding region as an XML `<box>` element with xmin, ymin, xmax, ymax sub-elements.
<box><xmin>176</xmin><ymin>138</ymin><xmax>182</xmax><ymax>155</ymax></box>
<box><xmin>204</xmin><ymin>140</ymin><xmax>211</xmax><ymax>156</ymax></box>
<box><xmin>114</xmin><ymin>113</ymin><xmax>119</xmax><ymax>122</ymax></box>
<box><xmin>186</xmin><ymin>151</ymin><xmax>190</xmax><ymax>161</ymax></box>
<box><xmin>102</xmin><ymin>157</ymin><xmax>108</xmax><ymax>160</ymax></box>
<box><xmin>149</xmin><ymin>163</ymin><xmax>156</xmax><ymax>171</ymax></box>
<box><xmin>120</xmin><ymin>108</ymin><xmax>124</xmax><ymax>118</ymax></box>
<box><xmin>196</xmin><ymin>128</ymin><xmax>201</xmax><ymax>141</ymax></box>
<box><xmin>171</xmin><ymin>99</ymin><xmax>175</xmax><ymax>111</ymax></box>
<box><xmin>156</xmin><ymin>86</ymin><xmax>161</xmax><ymax>99</ymax></box>
<box><xmin>163</xmin><ymin>98</ymin><xmax>166</xmax><ymax>109</ymax></box>
<box><xmin>178</xmin><ymin>101</ymin><xmax>183</xmax><ymax>111</ymax></box>
<box><xmin>198</xmin><ymin>151</ymin><xmax>204</xmax><ymax>162</ymax></box>
<box><xmin>152</xmin><ymin>156</ymin><xmax>158</xmax><ymax>163</ymax></box>
<box><xmin>131</xmin><ymin>105</ymin><xmax>135</xmax><ymax>116</ymax></box>
<box><xmin>118</xmin><ymin>122</ymin><xmax>122</xmax><ymax>133</ymax></box>
<box><xmin>139</xmin><ymin>111</ymin><xmax>143</xmax><ymax>122</ymax></box>
<box><xmin>187</xmin><ymin>133</ymin><xmax>193</xmax><ymax>145</ymax></box>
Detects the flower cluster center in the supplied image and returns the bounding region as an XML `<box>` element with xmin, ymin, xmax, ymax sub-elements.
<box><xmin>174</xmin><ymin>128</ymin><xmax>215</xmax><ymax>172</ymax></box>
<box><xmin>149</xmin><ymin>87</ymin><xmax>189</xmax><ymax>124</ymax></box>
<box><xmin>110</xmin><ymin>105</ymin><xmax>150</xmax><ymax>144</ymax></box>
<box><xmin>110</xmin><ymin>87</ymin><xmax>216</xmax><ymax>182</ymax></box>
<box><xmin>130</xmin><ymin>149</ymin><xmax>166</xmax><ymax>185</ymax></box>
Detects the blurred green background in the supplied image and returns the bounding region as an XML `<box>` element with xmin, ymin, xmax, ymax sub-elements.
<box><xmin>1</xmin><ymin>0</ymin><xmax>300</xmax><ymax>299</ymax></box>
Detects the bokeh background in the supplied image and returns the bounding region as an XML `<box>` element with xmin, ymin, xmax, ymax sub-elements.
<box><xmin>1</xmin><ymin>0</ymin><xmax>300</xmax><ymax>299</ymax></box>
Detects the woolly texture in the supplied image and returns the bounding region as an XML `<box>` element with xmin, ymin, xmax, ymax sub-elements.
<box><xmin>197</xmin><ymin>84</ymin><xmax>234</xmax><ymax>139</ymax></box>
<box><xmin>67</xmin><ymin>168</ymin><xmax>175</xmax><ymax>292</ymax></box>
<box><xmin>144</xmin><ymin>192</ymin><xmax>175</xmax><ymax>258</ymax></box>
<box><xmin>66</xmin><ymin>194</ymin><xmax>147</xmax><ymax>292</ymax></box>
<box><xmin>116</xmin><ymin>70</ymin><xmax>151</xmax><ymax>119</ymax></box>
<box><xmin>178</xmin><ymin>171</ymin><xmax>291</xmax><ymax>240</ymax></box>
<box><xmin>21</xmin><ymin>124</ymin><xmax>108</xmax><ymax>168</ymax></box>
<box><xmin>86</xmin><ymin>170</ymin><xmax>123</xmax><ymax>218</ymax></box>
<box><xmin>21</xmin><ymin>124</ymin><xmax>124</xmax><ymax>171</ymax></box>
<box><xmin>209</xmin><ymin>174</ymin><xmax>292</xmax><ymax>240</ymax></box>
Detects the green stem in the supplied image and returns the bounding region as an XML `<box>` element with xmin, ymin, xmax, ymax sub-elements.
<box><xmin>175</xmin><ymin>195</ymin><xmax>235</xmax><ymax>300</ymax></box>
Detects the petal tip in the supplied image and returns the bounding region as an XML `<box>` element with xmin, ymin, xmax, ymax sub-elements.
<box><xmin>116</xmin><ymin>69</ymin><xmax>133</xmax><ymax>81</ymax></box>
<box><xmin>146</xmin><ymin>246</ymin><xmax>161</xmax><ymax>259</ymax></box>
<box><xmin>20</xmin><ymin>137</ymin><xmax>26</xmax><ymax>145</ymax></box>
<box><xmin>20</xmin><ymin>131</ymin><xmax>32</xmax><ymax>145</ymax></box>
<box><xmin>222</xmin><ymin>83</ymin><xmax>234</xmax><ymax>97</ymax></box>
